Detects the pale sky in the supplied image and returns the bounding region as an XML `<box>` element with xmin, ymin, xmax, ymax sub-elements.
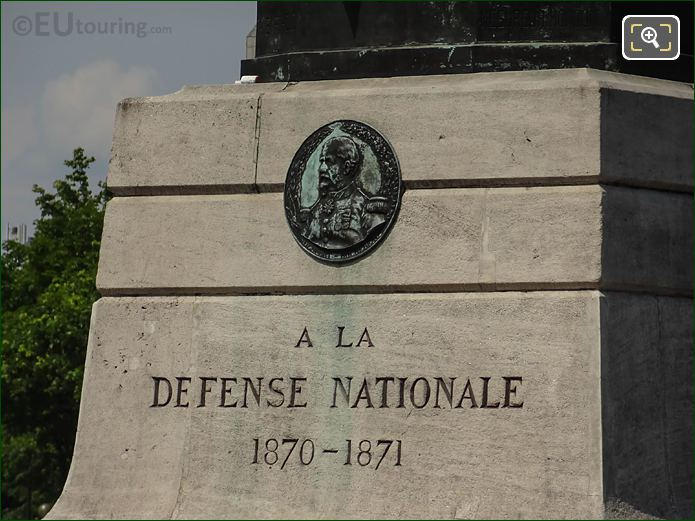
<box><xmin>1</xmin><ymin>1</ymin><xmax>257</xmax><ymax>239</ymax></box>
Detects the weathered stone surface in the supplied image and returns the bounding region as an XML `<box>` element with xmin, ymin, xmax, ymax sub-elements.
<box><xmin>256</xmin><ymin>70</ymin><xmax>691</xmax><ymax>191</ymax></box>
<box><xmin>107</xmin><ymin>84</ymin><xmax>284</xmax><ymax>195</ymax></box>
<box><xmin>48</xmin><ymin>292</ymin><xmax>604</xmax><ymax>519</ymax></box>
<box><xmin>600</xmin><ymin>293</ymin><xmax>693</xmax><ymax>518</ymax></box>
<box><xmin>256</xmin><ymin>70</ymin><xmax>602</xmax><ymax>191</ymax></box>
<box><xmin>251</xmin><ymin>2</ymin><xmax>613</xmax><ymax>56</ymax></box>
<box><xmin>96</xmin><ymin>186</ymin><xmax>603</xmax><ymax>294</ymax></box>
<box><xmin>106</xmin><ymin>69</ymin><xmax>693</xmax><ymax>195</ymax></box>
<box><xmin>601</xmin><ymin>89</ymin><xmax>693</xmax><ymax>192</ymax></box>
<box><xmin>49</xmin><ymin>299</ymin><xmax>194</xmax><ymax>519</ymax></box>
<box><xmin>602</xmin><ymin>188</ymin><xmax>692</xmax><ymax>294</ymax></box>
<box><xmin>47</xmin><ymin>292</ymin><xmax>693</xmax><ymax>520</ymax></box>
<box><xmin>95</xmin><ymin>185</ymin><xmax>690</xmax><ymax>296</ymax></box>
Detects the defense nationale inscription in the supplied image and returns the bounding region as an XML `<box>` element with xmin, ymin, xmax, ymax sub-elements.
<box><xmin>147</xmin><ymin>326</ymin><xmax>525</xmax><ymax>472</ymax></box>
<box><xmin>284</xmin><ymin>120</ymin><xmax>403</xmax><ymax>263</ymax></box>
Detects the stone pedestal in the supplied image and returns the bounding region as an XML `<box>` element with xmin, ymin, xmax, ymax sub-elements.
<box><xmin>48</xmin><ymin>69</ymin><xmax>692</xmax><ymax>519</ymax></box>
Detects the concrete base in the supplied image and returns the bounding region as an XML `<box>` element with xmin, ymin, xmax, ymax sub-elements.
<box><xmin>48</xmin><ymin>69</ymin><xmax>692</xmax><ymax>519</ymax></box>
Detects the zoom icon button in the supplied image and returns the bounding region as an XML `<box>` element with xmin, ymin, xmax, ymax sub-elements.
<box><xmin>622</xmin><ymin>15</ymin><xmax>680</xmax><ymax>60</ymax></box>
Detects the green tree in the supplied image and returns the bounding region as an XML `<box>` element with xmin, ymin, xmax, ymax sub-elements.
<box><xmin>2</xmin><ymin>148</ymin><xmax>109</xmax><ymax>519</ymax></box>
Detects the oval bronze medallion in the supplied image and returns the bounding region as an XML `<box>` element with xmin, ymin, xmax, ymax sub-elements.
<box><xmin>284</xmin><ymin>120</ymin><xmax>403</xmax><ymax>264</ymax></box>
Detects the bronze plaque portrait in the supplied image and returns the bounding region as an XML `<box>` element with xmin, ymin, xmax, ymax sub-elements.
<box><xmin>284</xmin><ymin>120</ymin><xmax>403</xmax><ymax>263</ymax></box>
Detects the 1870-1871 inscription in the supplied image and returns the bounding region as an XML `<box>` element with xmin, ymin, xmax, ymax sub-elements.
<box><xmin>284</xmin><ymin>120</ymin><xmax>403</xmax><ymax>263</ymax></box>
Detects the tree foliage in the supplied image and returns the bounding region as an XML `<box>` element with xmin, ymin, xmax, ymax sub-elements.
<box><xmin>2</xmin><ymin>148</ymin><xmax>109</xmax><ymax>519</ymax></box>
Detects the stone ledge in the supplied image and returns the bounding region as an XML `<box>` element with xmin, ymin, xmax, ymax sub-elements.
<box><xmin>95</xmin><ymin>185</ymin><xmax>690</xmax><ymax>296</ymax></box>
<box><xmin>105</xmin><ymin>69</ymin><xmax>693</xmax><ymax>196</ymax></box>
<box><xmin>96</xmin><ymin>186</ymin><xmax>604</xmax><ymax>294</ymax></box>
